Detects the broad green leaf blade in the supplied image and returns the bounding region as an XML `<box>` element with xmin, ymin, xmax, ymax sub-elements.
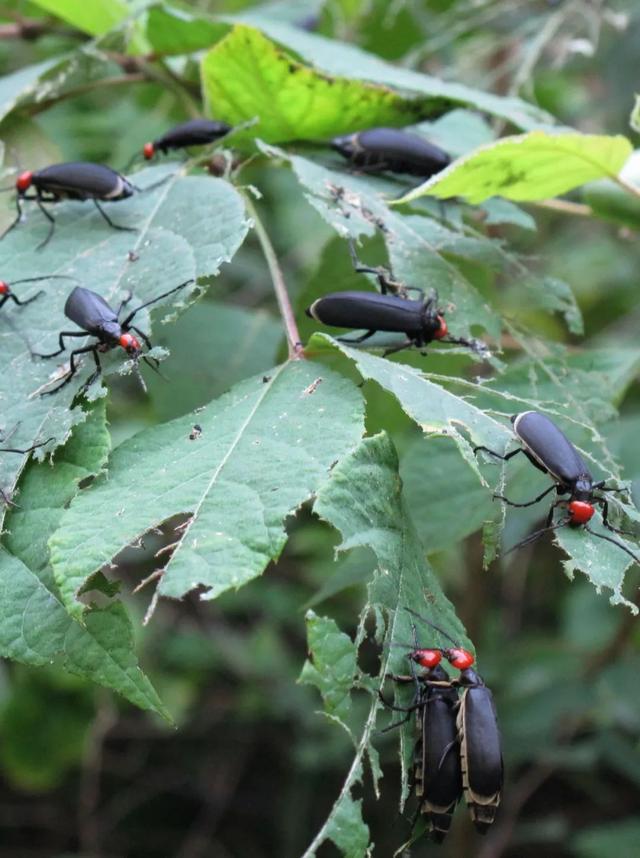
<box><xmin>299</xmin><ymin>610</ymin><xmax>357</xmax><ymax>727</ymax></box>
<box><xmin>30</xmin><ymin>0</ymin><xmax>129</xmax><ymax>35</ymax></box>
<box><xmin>0</xmin><ymin>404</ymin><xmax>168</xmax><ymax>718</ymax></box>
<box><xmin>0</xmin><ymin>59</ymin><xmax>58</xmax><ymax>125</ymax></box>
<box><xmin>201</xmin><ymin>25</ymin><xmax>427</xmax><ymax>145</ymax></box>
<box><xmin>0</xmin><ymin>166</ymin><xmax>249</xmax><ymax>517</ymax></box>
<box><xmin>146</xmin><ymin>301</ymin><xmax>283</xmax><ymax>422</ymax></box>
<box><xmin>0</xmin><ymin>550</ymin><xmax>168</xmax><ymax>718</ymax></box>
<box><xmin>50</xmin><ymin>361</ymin><xmax>365</xmax><ymax>615</ymax></box>
<box><xmin>261</xmin><ymin>143</ymin><xmax>500</xmax><ymax>340</ymax></box>
<box><xmin>145</xmin><ymin>5</ymin><xmax>229</xmax><ymax>55</ymax></box>
<box><xmin>397</xmin><ymin>132</ymin><xmax>633</xmax><ymax>205</ymax></box>
<box><xmin>304</xmin><ymin>433</ymin><xmax>470</xmax><ymax>855</ymax></box>
<box><xmin>312</xmin><ymin>333</ymin><xmax>511</xmax><ymax>481</ymax></box>
<box><xmin>232</xmin><ymin>15</ymin><xmax>556</xmax><ymax>131</ymax></box>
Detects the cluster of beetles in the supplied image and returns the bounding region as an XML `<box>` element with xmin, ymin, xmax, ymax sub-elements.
<box><xmin>1</xmin><ymin>117</ymin><xmax>639</xmax><ymax>846</ymax></box>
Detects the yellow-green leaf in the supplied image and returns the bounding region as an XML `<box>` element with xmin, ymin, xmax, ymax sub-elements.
<box><xmin>397</xmin><ymin>131</ymin><xmax>633</xmax><ymax>205</ymax></box>
<box><xmin>30</xmin><ymin>0</ymin><xmax>129</xmax><ymax>36</ymax></box>
<box><xmin>201</xmin><ymin>24</ymin><xmax>426</xmax><ymax>144</ymax></box>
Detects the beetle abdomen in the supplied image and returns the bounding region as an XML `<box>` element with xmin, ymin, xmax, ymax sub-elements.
<box><xmin>307</xmin><ymin>291</ymin><xmax>424</xmax><ymax>334</ymax></box>
<box><xmin>332</xmin><ymin>128</ymin><xmax>450</xmax><ymax>177</ymax></box>
<box><xmin>34</xmin><ymin>162</ymin><xmax>132</xmax><ymax>200</ymax></box>
<box><xmin>156</xmin><ymin>119</ymin><xmax>232</xmax><ymax>151</ymax></box>
<box><xmin>458</xmin><ymin>686</ymin><xmax>502</xmax><ymax>833</ymax></box>
<box><xmin>512</xmin><ymin>411</ymin><xmax>592</xmax><ymax>487</ymax></box>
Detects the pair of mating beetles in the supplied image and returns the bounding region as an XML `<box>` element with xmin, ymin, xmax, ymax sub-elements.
<box><xmin>381</xmin><ymin>610</ymin><xmax>502</xmax><ymax>843</ymax></box>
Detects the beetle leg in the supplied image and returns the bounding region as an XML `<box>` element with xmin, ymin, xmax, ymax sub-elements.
<box><xmin>0</xmin><ymin>195</ymin><xmax>25</xmax><ymax>241</ymax></box>
<box><xmin>33</xmin><ymin>195</ymin><xmax>56</xmax><ymax>250</ymax></box>
<box><xmin>8</xmin><ymin>290</ymin><xmax>43</xmax><ymax>307</ymax></box>
<box><xmin>40</xmin><ymin>345</ymin><xmax>100</xmax><ymax>396</ymax></box>
<box><xmin>493</xmin><ymin>483</ymin><xmax>557</xmax><ymax>508</ymax></box>
<box><xmin>382</xmin><ymin>339</ymin><xmax>414</xmax><ymax>357</ymax></box>
<box><xmin>337</xmin><ymin>330</ymin><xmax>376</xmax><ymax>345</ymax></box>
<box><xmin>35</xmin><ymin>330</ymin><xmax>86</xmax><ymax>359</ymax></box>
<box><xmin>473</xmin><ymin>445</ymin><xmax>523</xmax><ymax>462</ymax></box>
<box><xmin>598</xmin><ymin>498</ymin><xmax>637</xmax><ymax>537</ymax></box>
<box><xmin>93</xmin><ymin>200</ymin><xmax>136</xmax><ymax>233</ymax></box>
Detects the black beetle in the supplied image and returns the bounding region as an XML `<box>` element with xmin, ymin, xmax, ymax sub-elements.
<box><xmin>35</xmin><ymin>279</ymin><xmax>193</xmax><ymax>395</ymax></box>
<box><xmin>474</xmin><ymin>410</ymin><xmax>640</xmax><ymax>563</ymax></box>
<box><xmin>306</xmin><ymin>240</ymin><xmax>484</xmax><ymax>357</ymax></box>
<box><xmin>331</xmin><ymin>127</ymin><xmax>451</xmax><ymax>177</ymax></box>
<box><xmin>380</xmin><ymin>630</ymin><xmax>462</xmax><ymax>842</ymax></box>
<box><xmin>1</xmin><ymin>162</ymin><xmax>136</xmax><ymax>248</ymax></box>
<box><xmin>404</xmin><ymin>609</ymin><xmax>503</xmax><ymax>835</ymax></box>
<box><xmin>143</xmin><ymin>119</ymin><xmax>232</xmax><ymax>160</ymax></box>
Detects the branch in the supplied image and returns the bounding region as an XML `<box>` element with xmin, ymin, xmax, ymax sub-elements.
<box><xmin>243</xmin><ymin>194</ymin><xmax>304</xmax><ymax>359</ymax></box>
<box><xmin>0</xmin><ymin>16</ymin><xmax>84</xmax><ymax>41</ymax></box>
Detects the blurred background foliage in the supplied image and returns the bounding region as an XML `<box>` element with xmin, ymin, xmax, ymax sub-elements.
<box><xmin>0</xmin><ymin>1</ymin><xmax>639</xmax><ymax>857</ymax></box>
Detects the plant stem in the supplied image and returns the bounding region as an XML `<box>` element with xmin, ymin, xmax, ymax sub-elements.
<box><xmin>244</xmin><ymin>194</ymin><xmax>304</xmax><ymax>359</ymax></box>
<box><xmin>529</xmin><ymin>198</ymin><xmax>593</xmax><ymax>217</ymax></box>
<box><xmin>615</xmin><ymin>174</ymin><xmax>640</xmax><ymax>201</ymax></box>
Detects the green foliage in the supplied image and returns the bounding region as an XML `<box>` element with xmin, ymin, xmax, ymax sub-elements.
<box><xmin>398</xmin><ymin>131</ymin><xmax>634</xmax><ymax>204</ymax></box>
<box><xmin>0</xmin><ymin>1</ymin><xmax>638</xmax><ymax>855</ymax></box>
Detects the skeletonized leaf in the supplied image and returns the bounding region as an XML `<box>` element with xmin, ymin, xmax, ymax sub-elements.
<box><xmin>0</xmin><ymin>165</ymin><xmax>249</xmax><ymax>519</ymax></box>
<box><xmin>0</xmin><ymin>403</ymin><xmax>168</xmax><ymax>717</ymax></box>
<box><xmin>49</xmin><ymin>360</ymin><xmax>365</xmax><ymax>616</ymax></box>
<box><xmin>397</xmin><ymin>132</ymin><xmax>633</xmax><ymax>205</ymax></box>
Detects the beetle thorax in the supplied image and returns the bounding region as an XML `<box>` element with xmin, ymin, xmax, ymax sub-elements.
<box><xmin>99</xmin><ymin>320</ymin><xmax>124</xmax><ymax>345</ymax></box>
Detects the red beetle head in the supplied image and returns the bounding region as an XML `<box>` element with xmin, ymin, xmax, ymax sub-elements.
<box><xmin>445</xmin><ymin>647</ymin><xmax>474</xmax><ymax>670</ymax></box>
<box><xmin>410</xmin><ymin>648</ymin><xmax>442</xmax><ymax>670</ymax></box>
<box><xmin>0</xmin><ymin>281</ymin><xmax>8</xmax><ymax>295</ymax></box>
<box><xmin>119</xmin><ymin>332</ymin><xmax>141</xmax><ymax>354</ymax></box>
<box><xmin>433</xmin><ymin>314</ymin><xmax>448</xmax><ymax>340</ymax></box>
<box><xmin>143</xmin><ymin>142</ymin><xmax>155</xmax><ymax>160</ymax></box>
<box><xmin>16</xmin><ymin>171</ymin><xmax>33</xmax><ymax>193</ymax></box>
<box><xmin>568</xmin><ymin>500</ymin><xmax>595</xmax><ymax>525</ymax></box>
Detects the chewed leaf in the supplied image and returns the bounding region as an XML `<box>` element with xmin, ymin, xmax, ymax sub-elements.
<box><xmin>49</xmin><ymin>361</ymin><xmax>365</xmax><ymax>617</ymax></box>
<box><xmin>397</xmin><ymin>132</ymin><xmax>633</xmax><ymax>204</ymax></box>
<box><xmin>311</xmin><ymin>333</ymin><xmax>510</xmax><ymax>483</ymax></box>
<box><xmin>0</xmin><ymin>165</ymin><xmax>249</xmax><ymax>525</ymax></box>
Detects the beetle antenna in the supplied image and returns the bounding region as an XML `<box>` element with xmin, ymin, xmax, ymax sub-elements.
<box><xmin>131</xmin><ymin>358</ymin><xmax>148</xmax><ymax>394</ymax></box>
<box><xmin>504</xmin><ymin>519</ymin><xmax>569</xmax><ymax>555</ymax></box>
<box><xmin>142</xmin><ymin>355</ymin><xmax>167</xmax><ymax>380</ymax></box>
<box><xmin>403</xmin><ymin>607</ymin><xmax>459</xmax><ymax>647</ymax></box>
<box><xmin>584</xmin><ymin>525</ymin><xmax>640</xmax><ymax>566</ymax></box>
<box><xmin>121</xmin><ymin>278</ymin><xmax>194</xmax><ymax>325</ymax></box>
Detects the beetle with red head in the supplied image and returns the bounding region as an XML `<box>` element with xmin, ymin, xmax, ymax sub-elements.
<box><xmin>142</xmin><ymin>119</ymin><xmax>232</xmax><ymax>161</ymax></box>
<box><xmin>380</xmin><ymin>618</ymin><xmax>462</xmax><ymax>843</ymax></box>
<box><xmin>0</xmin><ymin>162</ymin><xmax>136</xmax><ymax>249</ymax></box>
<box><xmin>34</xmin><ymin>280</ymin><xmax>193</xmax><ymax>396</ymax></box>
<box><xmin>404</xmin><ymin>608</ymin><xmax>503</xmax><ymax>835</ymax></box>
<box><xmin>305</xmin><ymin>240</ymin><xmax>485</xmax><ymax>358</ymax></box>
<box><xmin>474</xmin><ymin>410</ymin><xmax>640</xmax><ymax>564</ymax></box>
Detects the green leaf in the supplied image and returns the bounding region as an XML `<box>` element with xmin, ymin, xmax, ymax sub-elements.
<box><xmin>312</xmin><ymin>333</ymin><xmax>511</xmax><ymax>482</ymax></box>
<box><xmin>30</xmin><ymin>0</ymin><xmax>130</xmax><ymax>35</ymax></box>
<box><xmin>0</xmin><ymin>166</ymin><xmax>249</xmax><ymax>517</ymax></box>
<box><xmin>231</xmin><ymin>15</ymin><xmax>556</xmax><ymax>131</ymax></box>
<box><xmin>261</xmin><ymin>143</ymin><xmax>501</xmax><ymax>340</ymax></box>
<box><xmin>145</xmin><ymin>5</ymin><xmax>229</xmax><ymax>55</ymax></box>
<box><xmin>397</xmin><ymin>132</ymin><xmax>633</xmax><ymax>205</ymax></box>
<box><xmin>303</xmin><ymin>433</ymin><xmax>470</xmax><ymax>855</ymax></box>
<box><xmin>201</xmin><ymin>25</ymin><xmax>427</xmax><ymax>145</ymax></box>
<box><xmin>49</xmin><ymin>360</ymin><xmax>365</xmax><ymax>614</ymax></box>
<box><xmin>299</xmin><ymin>610</ymin><xmax>357</xmax><ymax>726</ymax></box>
<box><xmin>0</xmin><ymin>405</ymin><xmax>168</xmax><ymax>717</ymax></box>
